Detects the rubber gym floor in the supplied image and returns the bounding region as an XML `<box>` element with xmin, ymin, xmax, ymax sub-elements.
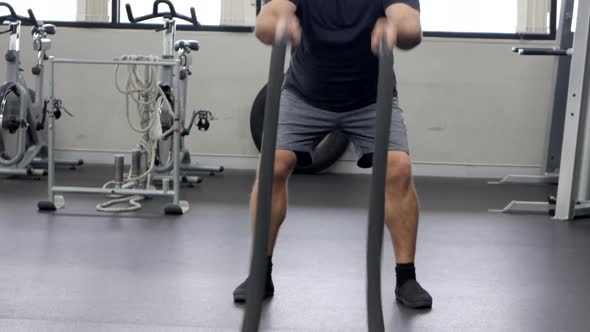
<box><xmin>0</xmin><ymin>165</ymin><xmax>589</xmax><ymax>332</ymax></box>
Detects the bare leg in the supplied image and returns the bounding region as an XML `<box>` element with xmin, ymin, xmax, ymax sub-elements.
<box><xmin>384</xmin><ymin>151</ymin><xmax>419</xmax><ymax>264</ymax></box>
<box><xmin>383</xmin><ymin>151</ymin><xmax>432</xmax><ymax>308</ymax></box>
<box><xmin>250</xmin><ymin>149</ymin><xmax>297</xmax><ymax>256</ymax></box>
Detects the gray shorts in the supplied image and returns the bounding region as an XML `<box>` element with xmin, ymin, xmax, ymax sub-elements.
<box><xmin>277</xmin><ymin>89</ymin><xmax>410</xmax><ymax>168</ymax></box>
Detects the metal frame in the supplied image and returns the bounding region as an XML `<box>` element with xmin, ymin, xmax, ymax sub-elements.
<box><xmin>0</xmin><ymin>18</ymin><xmax>82</xmax><ymax>177</ymax></box>
<box><xmin>544</xmin><ymin>0</ymin><xmax>575</xmax><ymax>173</ymax></box>
<box><xmin>150</xmin><ymin>16</ymin><xmax>224</xmax><ymax>184</ymax></box>
<box><xmin>490</xmin><ymin>0</ymin><xmax>575</xmax><ymax>214</ymax></box>
<box><xmin>121</xmin><ymin>0</ymin><xmax>225</xmax><ymax>182</ymax></box>
<box><xmin>0</xmin><ymin>21</ymin><xmax>42</xmax><ymax>174</ymax></box>
<box><xmin>41</xmin><ymin>21</ymin><xmax>254</xmax><ymax>33</ymax></box>
<box><xmin>111</xmin><ymin>0</ymin><xmax>120</xmax><ymax>23</ymax></box>
<box><xmin>492</xmin><ymin>0</ymin><xmax>574</xmax><ymax>187</ymax></box>
<box><xmin>554</xmin><ymin>0</ymin><xmax>590</xmax><ymax>220</ymax></box>
<box><xmin>37</xmin><ymin>57</ymin><xmax>189</xmax><ymax>215</ymax></box>
<box><xmin>492</xmin><ymin>0</ymin><xmax>590</xmax><ymax>221</ymax></box>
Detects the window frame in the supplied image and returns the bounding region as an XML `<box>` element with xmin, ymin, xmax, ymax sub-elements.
<box><xmin>14</xmin><ymin>0</ymin><xmax>557</xmax><ymax>38</ymax></box>
<box><xmin>420</xmin><ymin>0</ymin><xmax>558</xmax><ymax>40</ymax></box>
<box><xmin>35</xmin><ymin>0</ymin><xmax>254</xmax><ymax>33</ymax></box>
<box><xmin>253</xmin><ymin>0</ymin><xmax>558</xmax><ymax>40</ymax></box>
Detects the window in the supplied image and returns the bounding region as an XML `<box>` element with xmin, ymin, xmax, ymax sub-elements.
<box><xmin>420</xmin><ymin>0</ymin><xmax>518</xmax><ymax>34</ymax></box>
<box><xmin>0</xmin><ymin>1</ymin><xmax>255</xmax><ymax>30</ymax></box>
<box><xmin>0</xmin><ymin>0</ymin><xmax>79</xmax><ymax>22</ymax></box>
<box><xmin>0</xmin><ymin>0</ymin><xmax>113</xmax><ymax>22</ymax></box>
<box><xmin>254</xmin><ymin>0</ymin><xmax>558</xmax><ymax>38</ymax></box>
<box><xmin>3</xmin><ymin>0</ymin><xmax>563</xmax><ymax>36</ymax></box>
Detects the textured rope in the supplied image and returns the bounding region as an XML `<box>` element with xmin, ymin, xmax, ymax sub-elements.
<box><xmin>97</xmin><ymin>55</ymin><xmax>173</xmax><ymax>213</ymax></box>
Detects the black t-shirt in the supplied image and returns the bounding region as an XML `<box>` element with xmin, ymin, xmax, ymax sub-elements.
<box><xmin>283</xmin><ymin>0</ymin><xmax>420</xmax><ymax>112</ymax></box>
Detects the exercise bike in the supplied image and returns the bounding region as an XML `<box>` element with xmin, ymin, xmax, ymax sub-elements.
<box><xmin>126</xmin><ymin>0</ymin><xmax>224</xmax><ymax>187</ymax></box>
<box><xmin>0</xmin><ymin>3</ymin><xmax>82</xmax><ymax>178</ymax></box>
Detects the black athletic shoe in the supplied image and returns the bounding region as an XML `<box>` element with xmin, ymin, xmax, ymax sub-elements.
<box><xmin>395</xmin><ymin>279</ymin><xmax>433</xmax><ymax>309</ymax></box>
<box><xmin>233</xmin><ymin>276</ymin><xmax>275</xmax><ymax>303</ymax></box>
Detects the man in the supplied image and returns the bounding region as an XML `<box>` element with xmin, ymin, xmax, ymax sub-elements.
<box><xmin>234</xmin><ymin>0</ymin><xmax>432</xmax><ymax>309</ymax></box>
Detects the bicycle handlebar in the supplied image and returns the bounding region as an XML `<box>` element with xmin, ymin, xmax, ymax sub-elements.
<box><xmin>126</xmin><ymin>0</ymin><xmax>199</xmax><ymax>26</ymax></box>
<box><xmin>0</xmin><ymin>2</ymin><xmax>40</xmax><ymax>26</ymax></box>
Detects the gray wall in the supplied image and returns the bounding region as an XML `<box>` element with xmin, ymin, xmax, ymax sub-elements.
<box><xmin>1</xmin><ymin>28</ymin><xmax>555</xmax><ymax>177</ymax></box>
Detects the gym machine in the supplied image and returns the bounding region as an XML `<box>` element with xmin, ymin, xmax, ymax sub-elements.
<box><xmin>492</xmin><ymin>0</ymin><xmax>590</xmax><ymax>220</ymax></box>
<box><xmin>37</xmin><ymin>1</ymin><xmax>224</xmax><ymax>215</ymax></box>
<box><xmin>0</xmin><ymin>3</ymin><xmax>83</xmax><ymax>178</ymax></box>
<box><xmin>490</xmin><ymin>0</ymin><xmax>574</xmax><ymax>193</ymax></box>
<box><xmin>36</xmin><ymin>1</ymin><xmax>206</xmax><ymax>215</ymax></box>
<box><xmin>125</xmin><ymin>0</ymin><xmax>224</xmax><ymax>186</ymax></box>
<box><xmin>240</xmin><ymin>32</ymin><xmax>395</xmax><ymax>330</ymax></box>
<box><xmin>553</xmin><ymin>0</ymin><xmax>590</xmax><ymax>220</ymax></box>
<box><xmin>37</xmin><ymin>56</ymin><xmax>189</xmax><ymax>215</ymax></box>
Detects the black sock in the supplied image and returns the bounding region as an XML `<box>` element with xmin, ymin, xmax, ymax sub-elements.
<box><xmin>396</xmin><ymin>263</ymin><xmax>416</xmax><ymax>287</ymax></box>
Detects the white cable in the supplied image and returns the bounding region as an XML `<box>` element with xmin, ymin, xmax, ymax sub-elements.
<box><xmin>96</xmin><ymin>180</ymin><xmax>145</xmax><ymax>212</ymax></box>
<box><xmin>98</xmin><ymin>55</ymin><xmax>173</xmax><ymax>213</ymax></box>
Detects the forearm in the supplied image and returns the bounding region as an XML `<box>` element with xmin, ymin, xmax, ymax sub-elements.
<box><xmin>255</xmin><ymin>15</ymin><xmax>280</xmax><ymax>45</ymax></box>
<box><xmin>393</xmin><ymin>19</ymin><xmax>422</xmax><ymax>49</ymax></box>
<box><xmin>255</xmin><ymin>0</ymin><xmax>296</xmax><ymax>45</ymax></box>
<box><xmin>386</xmin><ymin>4</ymin><xmax>422</xmax><ymax>50</ymax></box>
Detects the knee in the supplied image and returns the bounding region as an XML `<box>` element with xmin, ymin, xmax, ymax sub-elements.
<box><xmin>386</xmin><ymin>153</ymin><xmax>413</xmax><ymax>193</ymax></box>
<box><xmin>255</xmin><ymin>150</ymin><xmax>296</xmax><ymax>185</ymax></box>
<box><xmin>273</xmin><ymin>153</ymin><xmax>296</xmax><ymax>183</ymax></box>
